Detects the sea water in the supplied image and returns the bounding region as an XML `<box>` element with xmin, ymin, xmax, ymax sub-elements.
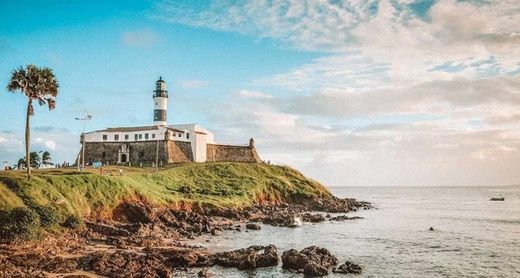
<box><xmin>191</xmin><ymin>186</ymin><xmax>520</xmax><ymax>277</ymax></box>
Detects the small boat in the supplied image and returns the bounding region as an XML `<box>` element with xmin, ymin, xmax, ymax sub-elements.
<box><xmin>490</xmin><ymin>197</ymin><xmax>505</xmax><ymax>201</ymax></box>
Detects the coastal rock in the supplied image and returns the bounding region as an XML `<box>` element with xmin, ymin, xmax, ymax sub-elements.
<box><xmin>85</xmin><ymin>222</ymin><xmax>130</xmax><ymax>237</ymax></box>
<box><xmin>79</xmin><ymin>250</ymin><xmax>170</xmax><ymax>277</ymax></box>
<box><xmin>302</xmin><ymin>213</ymin><xmax>326</xmax><ymax>223</ymax></box>
<box><xmin>213</xmin><ymin>245</ymin><xmax>264</xmax><ymax>268</ymax></box>
<box><xmin>329</xmin><ymin>215</ymin><xmax>363</xmax><ymax>221</ymax></box>
<box><xmin>309</xmin><ymin>197</ymin><xmax>372</xmax><ymax>213</ymax></box>
<box><xmin>213</xmin><ymin>245</ymin><xmax>279</xmax><ymax>269</ymax></box>
<box><xmin>256</xmin><ymin>244</ymin><xmax>279</xmax><ymax>267</ymax></box>
<box><xmin>211</xmin><ymin>228</ymin><xmax>223</xmax><ymax>236</ymax></box>
<box><xmin>333</xmin><ymin>261</ymin><xmax>362</xmax><ymax>274</ymax></box>
<box><xmin>304</xmin><ymin>261</ymin><xmax>329</xmax><ymax>276</ymax></box>
<box><xmin>80</xmin><ymin>248</ymin><xmax>213</xmax><ymax>277</ymax></box>
<box><xmin>238</xmin><ymin>252</ymin><xmax>258</xmax><ymax>270</ymax></box>
<box><xmin>246</xmin><ymin>223</ymin><xmax>261</xmax><ymax>230</ymax></box>
<box><xmin>198</xmin><ymin>268</ymin><xmax>211</xmax><ymax>277</ymax></box>
<box><xmin>261</xmin><ymin>211</ymin><xmax>300</xmax><ymax>228</ymax></box>
<box><xmin>282</xmin><ymin>246</ymin><xmax>338</xmax><ymax>274</ymax></box>
<box><xmin>112</xmin><ymin>202</ymin><xmax>155</xmax><ymax>223</ymax></box>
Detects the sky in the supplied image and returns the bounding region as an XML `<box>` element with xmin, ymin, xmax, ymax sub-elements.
<box><xmin>1</xmin><ymin>0</ymin><xmax>520</xmax><ymax>187</ymax></box>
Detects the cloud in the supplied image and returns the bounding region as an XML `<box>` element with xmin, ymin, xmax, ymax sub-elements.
<box><xmin>236</xmin><ymin>90</ymin><xmax>272</xmax><ymax>99</ymax></box>
<box><xmin>180</xmin><ymin>80</ymin><xmax>207</xmax><ymax>89</ymax></box>
<box><xmin>283</xmin><ymin>75</ymin><xmax>520</xmax><ymax>118</ymax></box>
<box><xmin>122</xmin><ymin>28</ymin><xmax>162</xmax><ymax>48</ymax></box>
<box><xmin>34</xmin><ymin>126</ymin><xmax>70</xmax><ymax>133</ymax></box>
<box><xmin>0</xmin><ymin>129</ymin><xmax>76</xmax><ymax>166</ymax></box>
<box><xmin>155</xmin><ymin>0</ymin><xmax>520</xmax><ymax>186</ymax></box>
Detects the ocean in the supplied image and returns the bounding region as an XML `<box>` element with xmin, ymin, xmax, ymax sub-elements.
<box><xmin>190</xmin><ymin>186</ymin><xmax>520</xmax><ymax>277</ymax></box>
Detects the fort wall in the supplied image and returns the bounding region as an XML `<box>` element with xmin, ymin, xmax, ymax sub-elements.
<box><xmin>82</xmin><ymin>141</ymin><xmax>169</xmax><ymax>165</ymax></box>
<box><xmin>80</xmin><ymin>140</ymin><xmax>260</xmax><ymax>165</ymax></box>
<box><xmin>206</xmin><ymin>144</ymin><xmax>261</xmax><ymax>163</ymax></box>
<box><xmin>166</xmin><ymin>141</ymin><xmax>193</xmax><ymax>162</ymax></box>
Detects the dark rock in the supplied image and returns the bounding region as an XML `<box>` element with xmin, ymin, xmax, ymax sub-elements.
<box><xmin>304</xmin><ymin>261</ymin><xmax>329</xmax><ymax>276</ymax></box>
<box><xmin>238</xmin><ymin>252</ymin><xmax>257</xmax><ymax>270</ymax></box>
<box><xmin>329</xmin><ymin>215</ymin><xmax>363</xmax><ymax>221</ymax></box>
<box><xmin>85</xmin><ymin>222</ymin><xmax>130</xmax><ymax>237</ymax></box>
<box><xmin>256</xmin><ymin>245</ymin><xmax>279</xmax><ymax>267</ymax></box>
<box><xmin>302</xmin><ymin>213</ymin><xmax>326</xmax><ymax>223</ymax></box>
<box><xmin>261</xmin><ymin>211</ymin><xmax>300</xmax><ymax>228</ymax></box>
<box><xmin>333</xmin><ymin>261</ymin><xmax>362</xmax><ymax>274</ymax></box>
<box><xmin>214</xmin><ymin>245</ymin><xmax>262</xmax><ymax>267</ymax></box>
<box><xmin>210</xmin><ymin>228</ymin><xmax>222</xmax><ymax>236</ymax></box>
<box><xmin>429</xmin><ymin>227</ymin><xmax>434</xmax><ymax>231</ymax></box>
<box><xmin>213</xmin><ymin>245</ymin><xmax>278</xmax><ymax>270</ymax></box>
<box><xmin>282</xmin><ymin>246</ymin><xmax>338</xmax><ymax>274</ymax></box>
<box><xmin>112</xmin><ymin>202</ymin><xmax>154</xmax><ymax>223</ymax></box>
<box><xmin>246</xmin><ymin>223</ymin><xmax>261</xmax><ymax>230</ymax></box>
<box><xmin>198</xmin><ymin>268</ymin><xmax>211</xmax><ymax>277</ymax></box>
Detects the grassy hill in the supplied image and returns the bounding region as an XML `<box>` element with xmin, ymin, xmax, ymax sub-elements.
<box><xmin>0</xmin><ymin>162</ymin><xmax>332</xmax><ymax>221</ymax></box>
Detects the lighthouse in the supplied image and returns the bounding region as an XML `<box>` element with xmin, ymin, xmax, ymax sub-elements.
<box><xmin>153</xmin><ymin>77</ymin><xmax>168</xmax><ymax>126</ymax></box>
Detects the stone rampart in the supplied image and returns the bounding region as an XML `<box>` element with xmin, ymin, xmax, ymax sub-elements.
<box><xmin>206</xmin><ymin>144</ymin><xmax>261</xmax><ymax>163</ymax></box>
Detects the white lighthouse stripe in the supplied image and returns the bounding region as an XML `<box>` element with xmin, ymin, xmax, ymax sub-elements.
<box><xmin>154</xmin><ymin>97</ymin><xmax>168</xmax><ymax>110</ymax></box>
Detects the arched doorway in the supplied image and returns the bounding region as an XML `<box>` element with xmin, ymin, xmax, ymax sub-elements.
<box><xmin>121</xmin><ymin>154</ymin><xmax>127</xmax><ymax>163</ymax></box>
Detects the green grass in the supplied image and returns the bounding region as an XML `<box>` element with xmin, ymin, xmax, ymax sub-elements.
<box><xmin>0</xmin><ymin>162</ymin><xmax>332</xmax><ymax>221</ymax></box>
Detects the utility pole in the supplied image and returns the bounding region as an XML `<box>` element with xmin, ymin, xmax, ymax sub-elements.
<box><xmin>75</xmin><ymin>111</ymin><xmax>92</xmax><ymax>172</ymax></box>
<box><xmin>155</xmin><ymin>139</ymin><xmax>159</xmax><ymax>172</ymax></box>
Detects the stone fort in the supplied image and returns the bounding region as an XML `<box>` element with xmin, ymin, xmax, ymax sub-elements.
<box><xmin>80</xmin><ymin>77</ymin><xmax>261</xmax><ymax>165</ymax></box>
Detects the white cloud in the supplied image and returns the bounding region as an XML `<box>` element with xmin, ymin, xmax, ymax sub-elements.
<box><xmin>122</xmin><ymin>28</ymin><xmax>162</xmax><ymax>48</ymax></box>
<box><xmin>45</xmin><ymin>140</ymin><xmax>57</xmax><ymax>150</ymax></box>
<box><xmin>236</xmin><ymin>90</ymin><xmax>273</xmax><ymax>99</ymax></box>
<box><xmin>155</xmin><ymin>0</ymin><xmax>520</xmax><ymax>186</ymax></box>
<box><xmin>180</xmin><ymin>80</ymin><xmax>207</xmax><ymax>89</ymax></box>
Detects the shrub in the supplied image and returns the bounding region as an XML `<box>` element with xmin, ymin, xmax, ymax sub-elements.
<box><xmin>32</xmin><ymin>205</ymin><xmax>62</xmax><ymax>227</ymax></box>
<box><xmin>0</xmin><ymin>207</ymin><xmax>41</xmax><ymax>242</ymax></box>
<box><xmin>62</xmin><ymin>215</ymin><xmax>83</xmax><ymax>229</ymax></box>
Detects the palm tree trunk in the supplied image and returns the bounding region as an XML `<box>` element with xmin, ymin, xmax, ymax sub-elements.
<box><xmin>25</xmin><ymin>99</ymin><xmax>32</xmax><ymax>179</ymax></box>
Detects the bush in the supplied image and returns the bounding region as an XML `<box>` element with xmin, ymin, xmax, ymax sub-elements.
<box><xmin>62</xmin><ymin>215</ymin><xmax>83</xmax><ymax>229</ymax></box>
<box><xmin>0</xmin><ymin>207</ymin><xmax>41</xmax><ymax>242</ymax></box>
<box><xmin>32</xmin><ymin>205</ymin><xmax>62</xmax><ymax>227</ymax></box>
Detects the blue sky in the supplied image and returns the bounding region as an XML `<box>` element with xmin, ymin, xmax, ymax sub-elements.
<box><xmin>1</xmin><ymin>0</ymin><xmax>520</xmax><ymax>186</ymax></box>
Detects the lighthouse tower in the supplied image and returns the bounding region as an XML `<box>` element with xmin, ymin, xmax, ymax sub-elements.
<box><xmin>153</xmin><ymin>77</ymin><xmax>168</xmax><ymax>126</ymax></box>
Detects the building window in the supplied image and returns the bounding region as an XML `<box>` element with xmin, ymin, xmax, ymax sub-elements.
<box><xmin>145</xmin><ymin>133</ymin><xmax>149</xmax><ymax>140</ymax></box>
<box><xmin>186</xmin><ymin>133</ymin><xmax>190</xmax><ymax>139</ymax></box>
<box><xmin>102</xmin><ymin>135</ymin><xmax>107</xmax><ymax>140</ymax></box>
<box><xmin>114</xmin><ymin>134</ymin><xmax>119</xmax><ymax>141</ymax></box>
<box><xmin>139</xmin><ymin>134</ymin><xmax>142</xmax><ymax>139</ymax></box>
<box><xmin>152</xmin><ymin>134</ymin><xmax>155</xmax><ymax>139</ymax></box>
<box><xmin>125</xmin><ymin>134</ymin><xmax>129</xmax><ymax>140</ymax></box>
<box><xmin>102</xmin><ymin>152</ymin><xmax>106</xmax><ymax>159</ymax></box>
<box><xmin>134</xmin><ymin>134</ymin><xmax>138</xmax><ymax>141</ymax></box>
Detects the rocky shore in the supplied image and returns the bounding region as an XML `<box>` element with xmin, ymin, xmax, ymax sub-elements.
<box><xmin>0</xmin><ymin>197</ymin><xmax>370</xmax><ymax>277</ymax></box>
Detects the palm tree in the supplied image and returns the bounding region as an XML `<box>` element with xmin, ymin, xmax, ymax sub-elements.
<box><xmin>7</xmin><ymin>65</ymin><xmax>59</xmax><ymax>179</ymax></box>
<box><xmin>17</xmin><ymin>158</ymin><xmax>26</xmax><ymax>170</ymax></box>
<box><xmin>30</xmin><ymin>151</ymin><xmax>42</xmax><ymax>168</ymax></box>
<box><xmin>42</xmin><ymin>151</ymin><xmax>53</xmax><ymax>166</ymax></box>
<box><xmin>17</xmin><ymin>151</ymin><xmax>42</xmax><ymax>170</ymax></box>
